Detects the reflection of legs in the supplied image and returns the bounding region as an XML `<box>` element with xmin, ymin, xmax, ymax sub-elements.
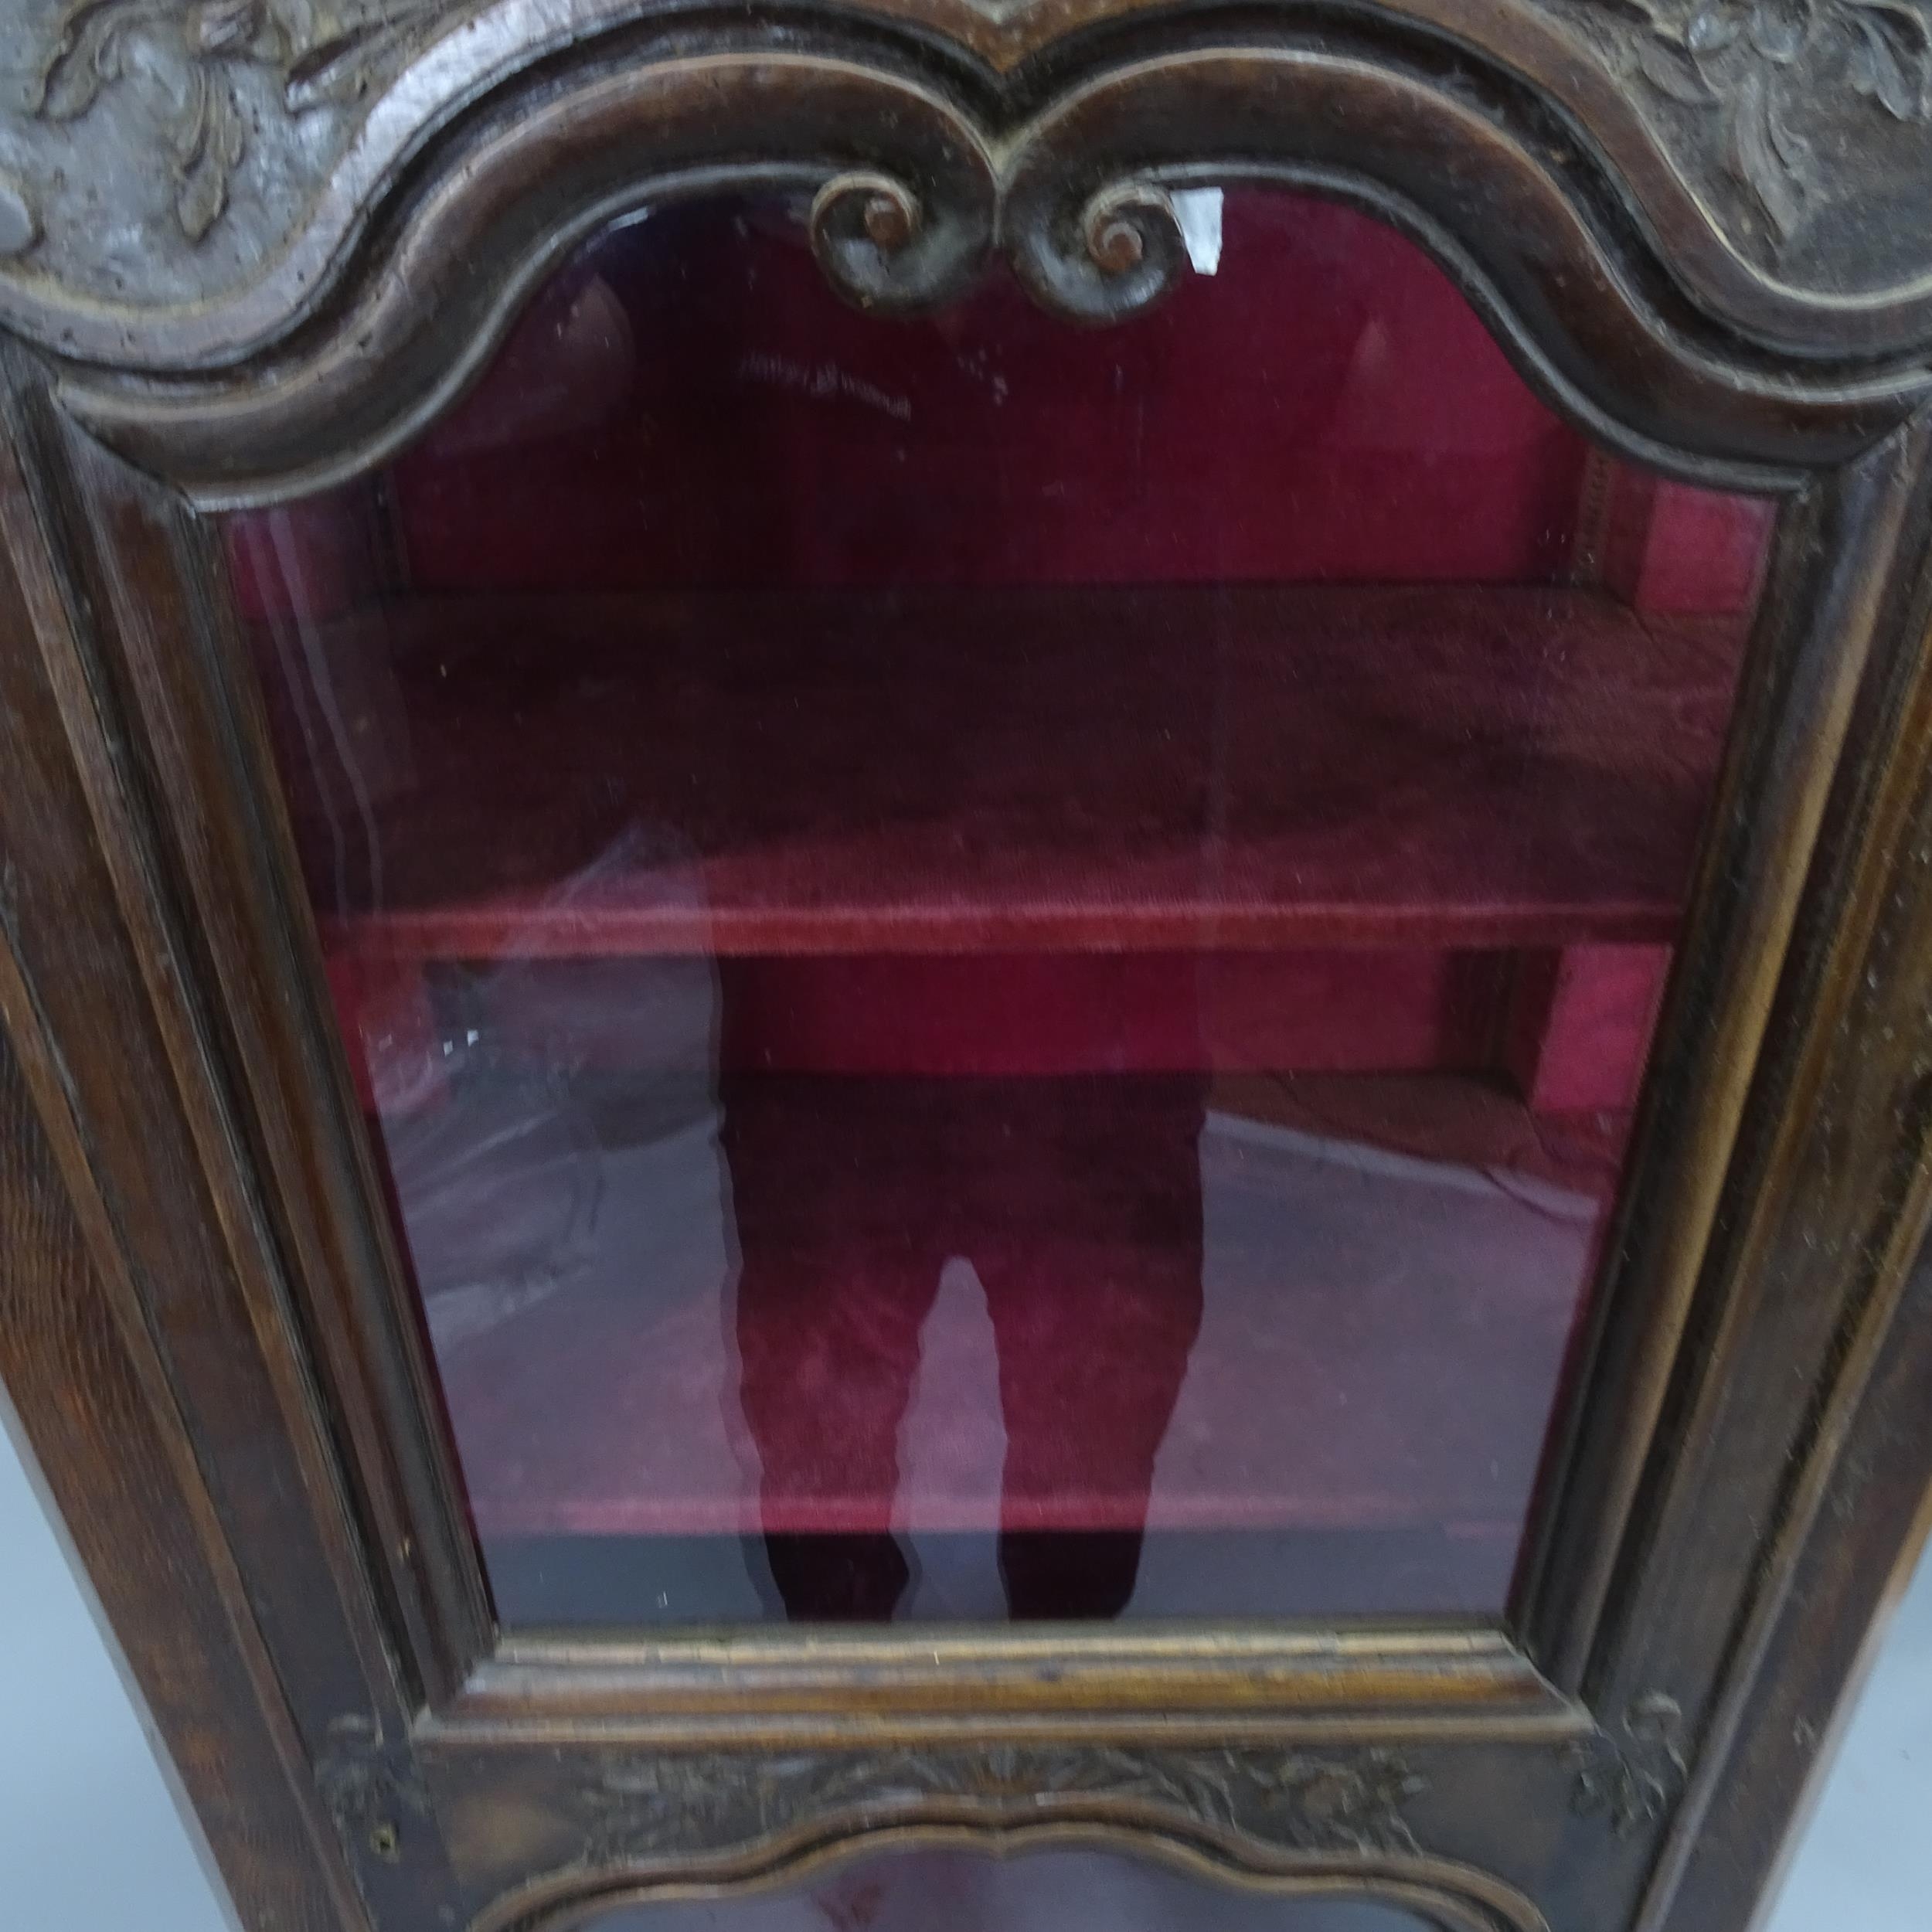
<box><xmin>726</xmin><ymin>1083</ymin><xmax>940</xmax><ymax>1621</ymax></box>
<box><xmin>981</xmin><ymin>1083</ymin><xmax>1207</xmax><ymax>1620</ymax></box>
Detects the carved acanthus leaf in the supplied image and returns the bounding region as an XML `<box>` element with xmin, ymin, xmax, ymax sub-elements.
<box><xmin>1595</xmin><ymin>0</ymin><xmax>1932</xmax><ymax>239</ymax></box>
<box><xmin>1570</xmin><ymin>1692</ymin><xmax>1688</xmax><ymax>1837</ymax></box>
<box><xmin>29</xmin><ymin>0</ymin><xmax>454</xmax><ymax>241</ymax></box>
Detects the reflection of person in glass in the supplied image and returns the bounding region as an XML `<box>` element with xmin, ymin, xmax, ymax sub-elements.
<box><xmin>725</xmin><ymin>1075</ymin><xmax>1206</xmax><ymax>1621</ymax></box>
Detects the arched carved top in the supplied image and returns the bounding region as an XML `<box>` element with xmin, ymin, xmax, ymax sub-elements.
<box><xmin>5</xmin><ymin>0</ymin><xmax>1932</xmax><ymax>379</ymax></box>
<box><xmin>16</xmin><ymin>25</ymin><xmax>1927</xmax><ymax>504</ymax></box>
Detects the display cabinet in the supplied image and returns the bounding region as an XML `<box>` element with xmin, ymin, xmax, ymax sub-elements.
<box><xmin>2</xmin><ymin>3</ymin><xmax>1932</xmax><ymax>1930</ymax></box>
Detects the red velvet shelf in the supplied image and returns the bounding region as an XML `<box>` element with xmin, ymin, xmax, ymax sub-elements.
<box><xmin>275</xmin><ymin>581</ymin><xmax>1746</xmax><ymax>964</ymax></box>
<box><xmin>423</xmin><ymin>1070</ymin><xmax>1621</xmax><ymax>1546</ymax></box>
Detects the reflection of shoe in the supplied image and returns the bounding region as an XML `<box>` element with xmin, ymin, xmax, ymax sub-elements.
<box><xmin>763</xmin><ymin>1532</ymin><xmax>916</xmax><ymax>1623</ymax></box>
<box><xmin>1000</xmin><ymin>1529</ymin><xmax>1144</xmax><ymax>1621</ymax></box>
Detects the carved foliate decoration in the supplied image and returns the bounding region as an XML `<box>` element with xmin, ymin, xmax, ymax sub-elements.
<box><xmin>1625</xmin><ymin>0</ymin><xmax>1930</xmax><ymax>234</ymax></box>
<box><xmin>580</xmin><ymin>1744</ymin><xmax>1428</xmax><ymax>1866</ymax></box>
<box><xmin>0</xmin><ymin>0</ymin><xmax>465</xmax><ymax>311</ymax></box>
<box><xmin>28</xmin><ymin>0</ymin><xmax>448</xmax><ymax>242</ymax></box>
<box><xmin>4</xmin><ymin>0</ymin><xmax>1932</xmax><ymax>386</ymax></box>
<box><xmin>1568</xmin><ymin>1692</ymin><xmax>1689</xmax><ymax>1837</ymax></box>
<box><xmin>1561</xmin><ymin>0</ymin><xmax>1932</xmax><ymax>267</ymax></box>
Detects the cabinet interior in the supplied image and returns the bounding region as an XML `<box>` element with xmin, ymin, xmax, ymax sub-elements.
<box><xmin>224</xmin><ymin>192</ymin><xmax>1766</xmax><ymax>1625</ymax></box>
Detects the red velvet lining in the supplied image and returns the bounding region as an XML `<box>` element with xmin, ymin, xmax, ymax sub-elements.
<box><xmin>388</xmin><ymin>195</ymin><xmax>1591</xmax><ymax>595</ymax></box>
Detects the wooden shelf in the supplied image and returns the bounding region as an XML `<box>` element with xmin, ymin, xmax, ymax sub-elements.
<box><xmin>269</xmin><ymin>581</ymin><xmax>1744</xmax><ymax>961</ymax></box>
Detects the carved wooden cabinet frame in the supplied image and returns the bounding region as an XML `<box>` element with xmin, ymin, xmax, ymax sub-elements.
<box><xmin>3</xmin><ymin>3</ymin><xmax>1932</xmax><ymax>1930</ymax></box>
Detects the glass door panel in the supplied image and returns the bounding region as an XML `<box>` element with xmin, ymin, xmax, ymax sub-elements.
<box><xmin>223</xmin><ymin>190</ymin><xmax>1769</xmax><ymax>1627</ymax></box>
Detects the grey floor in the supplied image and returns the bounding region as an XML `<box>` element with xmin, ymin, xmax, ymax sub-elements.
<box><xmin>1</xmin><ymin>1390</ymin><xmax>1923</xmax><ymax>1931</ymax></box>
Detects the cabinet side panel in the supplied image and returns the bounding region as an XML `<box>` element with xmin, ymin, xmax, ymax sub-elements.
<box><xmin>1658</xmin><ymin>1233</ymin><xmax>1932</xmax><ymax>1932</ymax></box>
<box><xmin>0</xmin><ymin>366</ymin><xmax>473</xmax><ymax>1925</ymax></box>
<box><xmin>0</xmin><ymin>988</ymin><xmax>363</xmax><ymax>1932</ymax></box>
<box><xmin>1579</xmin><ymin>418</ymin><xmax>1932</xmax><ymax>1930</ymax></box>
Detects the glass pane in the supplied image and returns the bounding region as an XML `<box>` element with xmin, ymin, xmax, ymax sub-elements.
<box><xmin>582</xmin><ymin>1845</ymin><xmax>1428</xmax><ymax>1930</ymax></box>
<box><xmin>224</xmin><ymin>191</ymin><xmax>1769</xmax><ymax>1626</ymax></box>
